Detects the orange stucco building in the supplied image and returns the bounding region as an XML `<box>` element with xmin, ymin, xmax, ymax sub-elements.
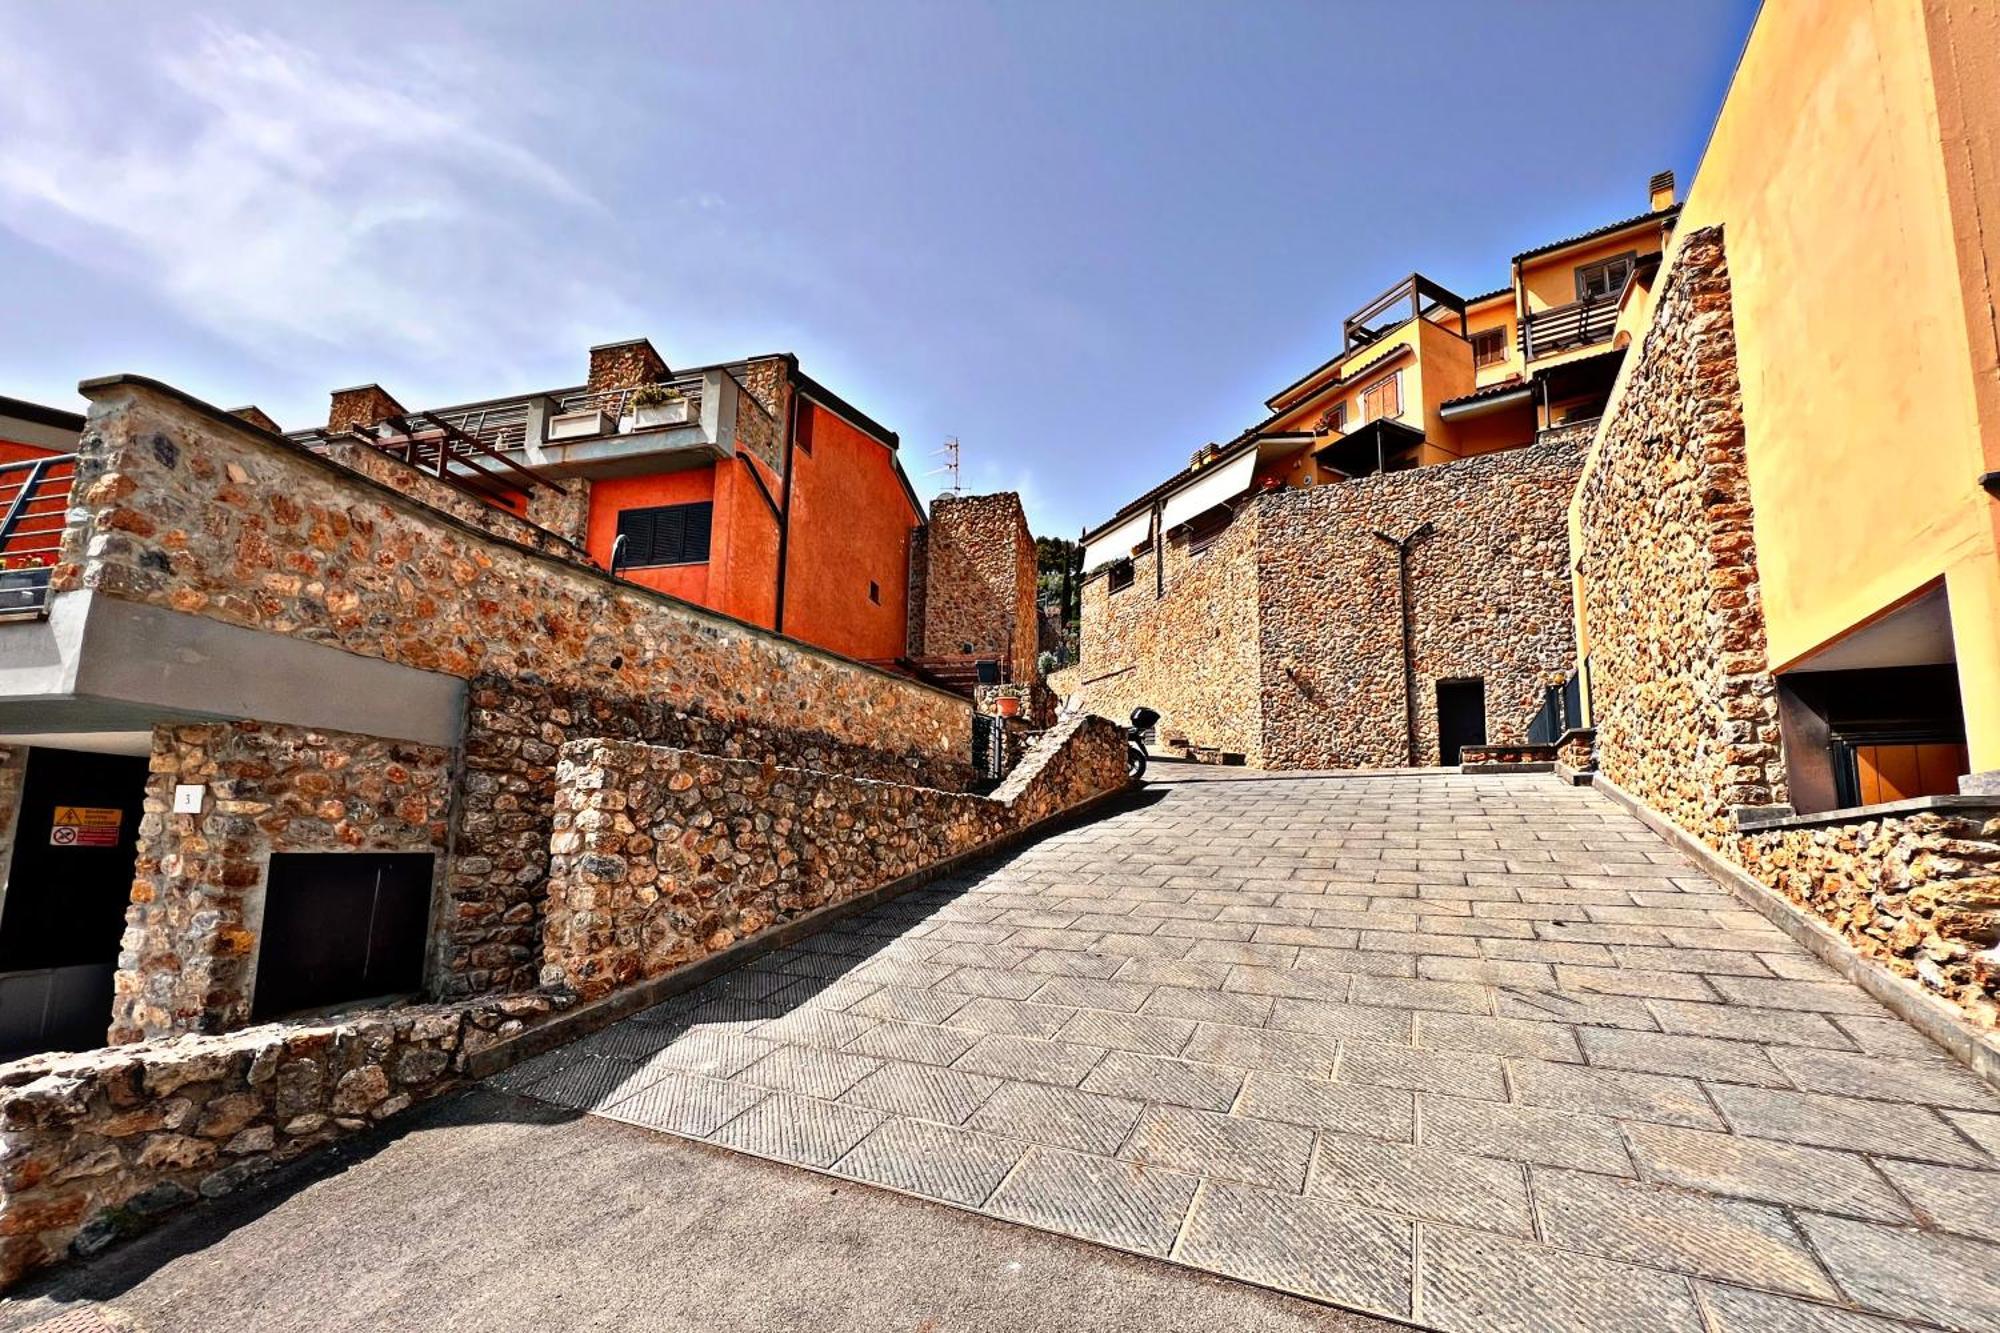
<box><xmin>1081</xmin><ymin>174</ymin><xmax>1678</xmax><ymax>574</ymax></box>
<box><xmin>289</xmin><ymin>340</ymin><xmax>926</xmax><ymax>664</ymax></box>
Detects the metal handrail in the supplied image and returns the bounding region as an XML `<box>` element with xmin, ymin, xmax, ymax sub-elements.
<box><xmin>0</xmin><ymin>453</ymin><xmax>78</xmax><ymax>619</ymax></box>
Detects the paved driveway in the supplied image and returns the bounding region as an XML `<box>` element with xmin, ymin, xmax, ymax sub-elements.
<box><xmin>497</xmin><ymin>768</ymin><xmax>2000</xmax><ymax>1333</ymax></box>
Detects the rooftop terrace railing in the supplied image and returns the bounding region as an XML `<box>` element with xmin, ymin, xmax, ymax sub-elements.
<box><xmin>1519</xmin><ymin>296</ymin><xmax>1618</xmax><ymax>360</ymax></box>
<box><xmin>0</xmin><ymin>453</ymin><xmax>77</xmax><ymax>620</ymax></box>
<box><xmin>555</xmin><ymin>371</ymin><xmax>707</xmax><ymax>428</ymax></box>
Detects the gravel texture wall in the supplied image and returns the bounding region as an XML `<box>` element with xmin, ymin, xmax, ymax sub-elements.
<box><xmin>113</xmin><ymin>722</ymin><xmax>452</xmax><ymax>1044</ymax></box>
<box><xmin>0</xmin><ymin>990</ymin><xmax>566</xmax><ymax>1292</ymax></box>
<box><xmin>542</xmin><ymin>714</ymin><xmax>1129</xmax><ymax>999</ymax></box>
<box><xmin>1073</xmin><ymin>440</ymin><xmax>1580</xmax><ymax>769</ymax></box>
<box><xmin>1736</xmin><ymin>808</ymin><xmax>2000</xmax><ymax>1022</ymax></box>
<box><xmin>911</xmin><ymin>493</ymin><xmax>1040</xmax><ymax>682</ymax></box>
<box><xmin>1573</xmin><ymin>226</ymin><xmax>1788</xmax><ymax>844</ymax></box>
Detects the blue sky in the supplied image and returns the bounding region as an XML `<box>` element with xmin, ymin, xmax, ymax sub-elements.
<box><xmin>0</xmin><ymin>0</ymin><xmax>1757</xmax><ymax>537</ymax></box>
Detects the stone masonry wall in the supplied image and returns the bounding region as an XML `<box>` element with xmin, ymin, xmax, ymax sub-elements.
<box><xmin>0</xmin><ymin>989</ymin><xmax>565</xmax><ymax>1291</ymax></box>
<box><xmin>1074</xmin><ymin>511</ymin><xmax>1262</xmax><ymax>758</ymax></box>
<box><xmin>447</xmin><ymin>673</ymin><xmax>974</xmax><ymax>997</ymax></box>
<box><xmin>1258</xmin><ymin>437</ymin><xmax>1581</xmax><ymax>769</ymax></box>
<box><xmin>1736</xmin><ymin>808</ymin><xmax>2000</xmax><ymax>1023</ymax></box>
<box><xmin>543</xmin><ymin>714</ymin><xmax>1128</xmax><ymax>999</ymax></box>
<box><xmin>313</xmin><ymin>438</ymin><xmax>589</xmax><ymax>564</ymax></box>
<box><xmin>916</xmin><ymin>492</ymin><xmax>1039</xmax><ymax>682</ymax></box>
<box><xmin>112</xmin><ymin>722</ymin><xmax>452</xmax><ymax>1043</ymax></box>
<box><xmin>1574</xmin><ymin>226</ymin><xmax>1787</xmax><ymax>845</ymax></box>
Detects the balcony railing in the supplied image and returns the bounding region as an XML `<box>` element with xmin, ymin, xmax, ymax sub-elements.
<box><xmin>1519</xmin><ymin>297</ymin><xmax>1618</xmax><ymax>360</ymax></box>
<box><xmin>0</xmin><ymin>453</ymin><xmax>77</xmax><ymax>620</ymax></box>
<box><xmin>555</xmin><ymin>372</ymin><xmax>706</xmax><ymax>428</ymax></box>
<box><xmin>427</xmin><ymin>400</ymin><xmax>531</xmax><ymax>452</ymax></box>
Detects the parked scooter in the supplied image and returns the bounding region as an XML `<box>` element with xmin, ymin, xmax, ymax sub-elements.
<box><xmin>1128</xmin><ymin>707</ymin><xmax>1159</xmax><ymax>782</ymax></box>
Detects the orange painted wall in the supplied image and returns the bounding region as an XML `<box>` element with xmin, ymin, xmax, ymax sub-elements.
<box><xmin>586</xmin><ymin>469</ymin><xmax>718</xmax><ymax>607</ymax></box>
<box><xmin>0</xmin><ymin>439</ymin><xmax>58</xmax><ymax>466</ymax></box>
<box><xmin>780</xmin><ymin>402</ymin><xmax>920</xmax><ymax>661</ymax></box>
<box><xmin>719</xmin><ymin>455</ymin><xmax>781</xmax><ymax>630</ymax></box>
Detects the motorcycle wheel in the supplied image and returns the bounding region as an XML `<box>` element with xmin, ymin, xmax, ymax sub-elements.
<box><xmin>1127</xmin><ymin>742</ymin><xmax>1148</xmax><ymax>783</ymax></box>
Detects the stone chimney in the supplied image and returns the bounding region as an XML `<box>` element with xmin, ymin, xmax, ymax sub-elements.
<box><xmin>586</xmin><ymin>338</ymin><xmax>669</xmax><ymax>394</ymax></box>
<box><xmin>1649</xmin><ymin>170</ymin><xmax>1677</xmax><ymax>211</ymax></box>
<box><xmin>327</xmin><ymin>384</ymin><xmax>406</xmax><ymax>434</ymax></box>
<box><xmin>229</xmin><ymin>405</ymin><xmax>281</xmax><ymax>434</ymax></box>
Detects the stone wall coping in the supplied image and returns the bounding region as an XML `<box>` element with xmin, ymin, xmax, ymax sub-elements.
<box><xmin>1585</xmin><ymin>769</ymin><xmax>2000</xmax><ymax>1094</ymax></box>
<box><xmin>1734</xmin><ymin>793</ymin><xmax>2000</xmax><ymax>833</ymax></box>
<box><xmin>73</xmin><ymin>374</ymin><xmax>967</xmax><ymax>710</ymax></box>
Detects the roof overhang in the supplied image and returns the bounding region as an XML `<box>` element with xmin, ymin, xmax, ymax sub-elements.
<box><xmin>1314</xmin><ymin>418</ymin><xmax>1425</xmax><ymax>477</ymax></box>
<box><xmin>1439</xmin><ymin>385</ymin><xmax>1534</xmax><ymax>421</ymax></box>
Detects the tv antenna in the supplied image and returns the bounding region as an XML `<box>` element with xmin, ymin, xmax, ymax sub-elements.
<box><xmin>926</xmin><ymin>437</ymin><xmax>962</xmax><ymax>494</ymax></box>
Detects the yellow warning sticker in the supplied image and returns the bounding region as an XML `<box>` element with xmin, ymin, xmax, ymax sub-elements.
<box><xmin>53</xmin><ymin>806</ymin><xmax>121</xmax><ymax>828</ymax></box>
<box><xmin>51</xmin><ymin>806</ymin><xmax>121</xmax><ymax>847</ymax></box>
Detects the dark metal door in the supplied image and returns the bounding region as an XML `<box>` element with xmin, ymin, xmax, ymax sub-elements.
<box><xmin>1437</xmin><ymin>679</ymin><xmax>1488</xmax><ymax>766</ymax></box>
<box><xmin>251</xmin><ymin>852</ymin><xmax>433</xmax><ymax>1020</ymax></box>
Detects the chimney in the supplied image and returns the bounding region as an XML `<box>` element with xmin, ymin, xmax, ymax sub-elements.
<box><xmin>586</xmin><ymin>338</ymin><xmax>669</xmax><ymax>394</ymax></box>
<box><xmin>229</xmin><ymin>405</ymin><xmax>282</xmax><ymax>434</ymax></box>
<box><xmin>1649</xmin><ymin>170</ymin><xmax>1677</xmax><ymax>211</ymax></box>
<box><xmin>328</xmin><ymin>384</ymin><xmax>406</xmax><ymax>434</ymax></box>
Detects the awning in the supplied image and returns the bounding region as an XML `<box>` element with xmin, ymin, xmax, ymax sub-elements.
<box><xmin>1438</xmin><ymin>384</ymin><xmax>1533</xmax><ymax>421</ymax></box>
<box><xmin>1082</xmin><ymin>508</ymin><xmax>1154</xmax><ymax>571</ymax></box>
<box><xmin>1314</xmin><ymin>419</ymin><xmax>1425</xmax><ymax>478</ymax></box>
<box><xmin>1161</xmin><ymin>448</ymin><xmax>1258</xmax><ymax>531</ymax></box>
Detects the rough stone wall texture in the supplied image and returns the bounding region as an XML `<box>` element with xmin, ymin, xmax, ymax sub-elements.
<box><xmin>313</xmin><ymin>439</ymin><xmax>587</xmax><ymax>564</ymax></box>
<box><xmin>325</xmin><ymin>386</ymin><xmax>403</xmax><ymax>434</ymax></box>
<box><xmin>447</xmin><ymin>674</ymin><xmax>974</xmax><ymax>998</ymax></box>
<box><xmin>904</xmin><ymin>525</ymin><xmax>930</xmax><ymax>656</ymax></box>
<box><xmin>915</xmin><ymin>493</ymin><xmax>1039</xmax><ymax>682</ymax></box>
<box><xmin>1074</xmin><ymin>513</ymin><xmax>1264</xmax><ymax>759</ymax></box>
<box><xmin>734</xmin><ymin>356</ymin><xmax>788</xmax><ymax>420</ymax></box>
<box><xmin>1259</xmin><ymin>438</ymin><xmax>1580</xmax><ymax>769</ymax></box>
<box><xmin>1736</xmin><ymin>809</ymin><xmax>2000</xmax><ymax>1023</ymax></box>
<box><xmin>1574</xmin><ymin>226</ymin><xmax>1787</xmax><ymax>846</ymax></box>
<box><xmin>729</xmin><ymin>363</ymin><xmax>787</xmax><ymax>475</ymax></box>
<box><xmin>55</xmin><ymin>384</ymin><xmax>968</xmax><ymax>773</ymax></box>
<box><xmin>111</xmin><ymin>722</ymin><xmax>451</xmax><ymax>1044</ymax></box>
<box><xmin>542</xmin><ymin>714</ymin><xmax>1127</xmax><ymax>999</ymax></box>
<box><xmin>524</xmin><ymin>478</ymin><xmax>592</xmax><ymax>550</ymax></box>
<box><xmin>1073</xmin><ymin>440</ymin><xmax>1578</xmax><ymax>769</ymax></box>
<box><xmin>585</xmin><ymin>342</ymin><xmax>668</xmax><ymax>395</ymax></box>
<box><xmin>57</xmin><ymin>384</ymin><xmax>971</xmax><ymax>1003</ymax></box>
<box><xmin>0</xmin><ymin>990</ymin><xmax>565</xmax><ymax>1291</ymax></box>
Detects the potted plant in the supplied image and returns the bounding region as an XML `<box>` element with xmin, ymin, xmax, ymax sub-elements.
<box><xmin>627</xmin><ymin>382</ymin><xmax>690</xmax><ymax>430</ymax></box>
<box><xmin>996</xmin><ymin>694</ymin><xmax>1022</xmax><ymax>718</ymax></box>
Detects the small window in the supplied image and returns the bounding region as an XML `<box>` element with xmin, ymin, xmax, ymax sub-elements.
<box><xmin>868</xmin><ymin>580</ymin><xmax>880</xmax><ymax>604</ymax></box>
<box><xmin>1185</xmin><ymin>505</ymin><xmax>1232</xmax><ymax>555</ymax></box>
<box><xmin>1360</xmin><ymin>373</ymin><xmax>1402</xmax><ymax>423</ymax></box>
<box><xmin>1318</xmin><ymin>400</ymin><xmax>1348</xmax><ymax>433</ymax></box>
<box><xmin>1107</xmin><ymin>559</ymin><xmax>1135</xmax><ymax>593</ymax></box>
<box><xmin>615</xmin><ymin>501</ymin><xmax>712</xmax><ymax>568</ymax></box>
<box><xmin>1576</xmin><ymin>253</ymin><xmax>1636</xmax><ymax>302</ymax></box>
<box><xmin>1471</xmin><ymin>328</ymin><xmax>1507</xmax><ymax>367</ymax></box>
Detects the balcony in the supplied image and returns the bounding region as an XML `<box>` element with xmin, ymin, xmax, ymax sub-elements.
<box><xmin>1342</xmin><ymin>274</ymin><xmax>1468</xmax><ymax>356</ymax></box>
<box><xmin>0</xmin><ymin>454</ymin><xmax>76</xmax><ymax>620</ymax></box>
<box><xmin>1518</xmin><ymin>296</ymin><xmax>1618</xmax><ymax>361</ymax></box>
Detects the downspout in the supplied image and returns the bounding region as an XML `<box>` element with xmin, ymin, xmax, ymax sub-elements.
<box><xmin>1153</xmin><ymin>500</ymin><xmax>1164</xmax><ymax>599</ymax></box>
<box><xmin>1373</xmin><ymin>522</ymin><xmax>1435</xmax><ymax>766</ymax></box>
<box><xmin>772</xmin><ymin>356</ymin><xmax>801</xmax><ymax>635</ymax></box>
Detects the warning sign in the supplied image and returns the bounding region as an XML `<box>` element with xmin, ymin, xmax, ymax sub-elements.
<box><xmin>51</xmin><ymin>805</ymin><xmax>121</xmax><ymax>848</ymax></box>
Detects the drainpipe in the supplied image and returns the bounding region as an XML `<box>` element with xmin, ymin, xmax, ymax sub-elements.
<box><xmin>1373</xmin><ymin>522</ymin><xmax>1435</xmax><ymax>766</ymax></box>
<box><xmin>772</xmin><ymin>356</ymin><xmax>801</xmax><ymax>635</ymax></box>
<box><xmin>1153</xmin><ymin>500</ymin><xmax>1165</xmax><ymax>599</ymax></box>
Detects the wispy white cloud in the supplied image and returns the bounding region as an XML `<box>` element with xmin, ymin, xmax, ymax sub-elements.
<box><xmin>0</xmin><ymin>20</ymin><xmax>628</xmax><ymax>379</ymax></box>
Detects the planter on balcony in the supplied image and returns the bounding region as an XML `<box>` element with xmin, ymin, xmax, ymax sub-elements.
<box><xmin>547</xmin><ymin>409</ymin><xmax>612</xmax><ymax>441</ymax></box>
<box><xmin>628</xmin><ymin>398</ymin><xmax>692</xmax><ymax>430</ymax></box>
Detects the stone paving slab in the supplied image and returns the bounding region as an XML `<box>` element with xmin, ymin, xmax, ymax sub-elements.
<box><xmin>494</xmin><ymin>770</ymin><xmax>2000</xmax><ymax>1333</ymax></box>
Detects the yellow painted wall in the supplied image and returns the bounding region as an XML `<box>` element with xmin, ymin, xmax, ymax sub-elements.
<box><xmin>1518</xmin><ymin>230</ymin><xmax>1663</xmax><ymax>314</ymax></box>
<box><xmin>1578</xmin><ymin>0</ymin><xmax>2000</xmax><ymax>771</ymax></box>
<box><xmin>1466</xmin><ymin>300</ymin><xmax>1522</xmax><ymax>386</ymax></box>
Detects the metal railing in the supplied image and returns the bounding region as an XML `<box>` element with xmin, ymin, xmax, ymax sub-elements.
<box><xmin>1518</xmin><ymin>297</ymin><xmax>1618</xmax><ymax>360</ymax></box>
<box><xmin>0</xmin><ymin>453</ymin><xmax>77</xmax><ymax>619</ymax></box>
<box><xmin>427</xmin><ymin>400</ymin><xmax>531</xmax><ymax>452</ymax></box>
<box><xmin>555</xmin><ymin>373</ymin><xmax>706</xmax><ymax>427</ymax></box>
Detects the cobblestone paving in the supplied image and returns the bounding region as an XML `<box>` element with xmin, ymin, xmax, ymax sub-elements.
<box><xmin>493</xmin><ymin>770</ymin><xmax>2000</xmax><ymax>1333</ymax></box>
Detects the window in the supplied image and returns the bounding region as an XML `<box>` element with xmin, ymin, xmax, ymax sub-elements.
<box><xmin>1107</xmin><ymin>559</ymin><xmax>1135</xmax><ymax>593</ymax></box>
<box><xmin>868</xmin><ymin>580</ymin><xmax>880</xmax><ymax>604</ymax></box>
<box><xmin>1471</xmin><ymin>327</ymin><xmax>1507</xmax><ymax>367</ymax></box>
<box><xmin>615</xmin><ymin>501</ymin><xmax>712</xmax><ymax>568</ymax></box>
<box><xmin>1576</xmin><ymin>253</ymin><xmax>1636</xmax><ymax>302</ymax></box>
<box><xmin>1360</xmin><ymin>372</ymin><xmax>1402</xmax><ymax>423</ymax></box>
<box><xmin>1185</xmin><ymin>505</ymin><xmax>1233</xmax><ymax>555</ymax></box>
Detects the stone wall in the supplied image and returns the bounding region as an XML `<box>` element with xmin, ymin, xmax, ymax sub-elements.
<box><xmin>1259</xmin><ymin>437</ymin><xmax>1581</xmax><ymax>769</ymax></box>
<box><xmin>585</xmin><ymin>340</ymin><xmax>668</xmax><ymax>395</ymax></box>
<box><xmin>524</xmin><ymin>478</ymin><xmax>592</xmax><ymax>550</ymax></box>
<box><xmin>1072</xmin><ymin>439</ymin><xmax>1578</xmax><ymax>769</ymax></box>
<box><xmin>0</xmin><ymin>989</ymin><xmax>564</xmax><ymax>1290</ymax></box>
<box><xmin>1075</xmin><ymin>509</ymin><xmax>1263</xmax><ymax>759</ymax></box>
<box><xmin>542</xmin><ymin>714</ymin><xmax>1128</xmax><ymax>999</ymax></box>
<box><xmin>446</xmin><ymin>673</ymin><xmax>974</xmax><ymax>997</ymax></box>
<box><xmin>112</xmin><ymin>722</ymin><xmax>452</xmax><ymax>1043</ymax></box>
<box><xmin>913</xmin><ymin>493</ymin><xmax>1039</xmax><ymax>682</ymax></box>
<box><xmin>1573</xmin><ymin>226</ymin><xmax>1787</xmax><ymax>845</ymax></box>
<box><xmin>1736</xmin><ymin>806</ymin><xmax>2000</xmax><ymax>1023</ymax></box>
